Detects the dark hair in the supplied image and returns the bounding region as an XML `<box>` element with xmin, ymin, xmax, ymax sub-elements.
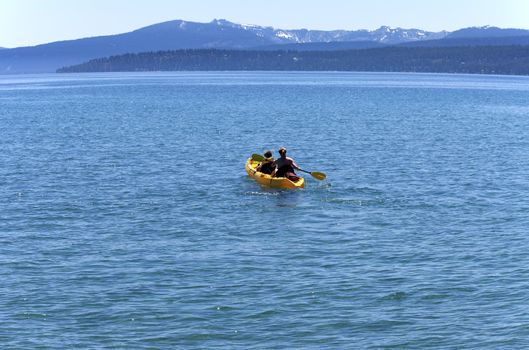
<box><xmin>264</xmin><ymin>150</ymin><xmax>273</xmax><ymax>158</ymax></box>
<box><xmin>278</xmin><ymin>147</ymin><xmax>287</xmax><ymax>156</ymax></box>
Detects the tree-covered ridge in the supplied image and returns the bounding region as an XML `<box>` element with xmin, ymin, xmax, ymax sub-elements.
<box><xmin>57</xmin><ymin>46</ymin><xmax>529</xmax><ymax>76</ymax></box>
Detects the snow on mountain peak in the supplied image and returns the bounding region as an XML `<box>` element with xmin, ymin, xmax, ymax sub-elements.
<box><xmin>197</xmin><ymin>20</ymin><xmax>449</xmax><ymax>45</ymax></box>
<box><xmin>275</xmin><ymin>31</ymin><xmax>295</xmax><ymax>40</ymax></box>
<box><xmin>241</xmin><ymin>23</ymin><xmax>261</xmax><ymax>29</ymax></box>
<box><xmin>211</xmin><ymin>19</ymin><xmax>239</xmax><ymax>28</ymax></box>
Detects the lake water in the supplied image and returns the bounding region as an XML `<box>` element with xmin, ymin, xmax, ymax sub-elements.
<box><xmin>2</xmin><ymin>72</ymin><xmax>529</xmax><ymax>349</ymax></box>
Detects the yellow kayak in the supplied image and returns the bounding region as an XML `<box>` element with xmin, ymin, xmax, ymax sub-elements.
<box><xmin>245</xmin><ymin>158</ymin><xmax>305</xmax><ymax>189</ymax></box>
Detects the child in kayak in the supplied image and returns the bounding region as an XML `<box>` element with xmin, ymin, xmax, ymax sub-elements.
<box><xmin>272</xmin><ymin>147</ymin><xmax>300</xmax><ymax>181</ymax></box>
<box><xmin>256</xmin><ymin>150</ymin><xmax>276</xmax><ymax>175</ymax></box>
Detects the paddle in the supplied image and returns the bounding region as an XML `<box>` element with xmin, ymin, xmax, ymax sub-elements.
<box><xmin>251</xmin><ymin>153</ymin><xmax>265</xmax><ymax>162</ymax></box>
<box><xmin>250</xmin><ymin>154</ymin><xmax>326</xmax><ymax>181</ymax></box>
<box><xmin>296</xmin><ymin>168</ymin><xmax>327</xmax><ymax>181</ymax></box>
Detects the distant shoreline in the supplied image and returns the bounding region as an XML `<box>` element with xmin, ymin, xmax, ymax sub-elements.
<box><xmin>57</xmin><ymin>46</ymin><xmax>529</xmax><ymax>76</ymax></box>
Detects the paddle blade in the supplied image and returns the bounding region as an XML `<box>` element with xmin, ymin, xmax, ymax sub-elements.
<box><xmin>311</xmin><ymin>171</ymin><xmax>326</xmax><ymax>181</ymax></box>
<box><xmin>251</xmin><ymin>153</ymin><xmax>265</xmax><ymax>162</ymax></box>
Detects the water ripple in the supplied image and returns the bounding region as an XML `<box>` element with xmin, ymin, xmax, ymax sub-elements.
<box><xmin>2</xmin><ymin>72</ymin><xmax>529</xmax><ymax>349</ymax></box>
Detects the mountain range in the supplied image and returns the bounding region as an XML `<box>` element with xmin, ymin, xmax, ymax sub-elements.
<box><xmin>2</xmin><ymin>19</ymin><xmax>529</xmax><ymax>74</ymax></box>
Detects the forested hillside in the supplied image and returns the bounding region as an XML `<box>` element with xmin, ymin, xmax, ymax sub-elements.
<box><xmin>58</xmin><ymin>46</ymin><xmax>529</xmax><ymax>75</ymax></box>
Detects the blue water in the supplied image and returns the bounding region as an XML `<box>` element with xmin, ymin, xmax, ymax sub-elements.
<box><xmin>2</xmin><ymin>72</ymin><xmax>529</xmax><ymax>349</ymax></box>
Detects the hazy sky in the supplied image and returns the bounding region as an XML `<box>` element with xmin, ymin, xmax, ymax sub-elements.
<box><xmin>1</xmin><ymin>0</ymin><xmax>528</xmax><ymax>48</ymax></box>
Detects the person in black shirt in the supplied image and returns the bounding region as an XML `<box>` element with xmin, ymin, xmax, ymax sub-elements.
<box><xmin>256</xmin><ymin>150</ymin><xmax>276</xmax><ymax>175</ymax></box>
